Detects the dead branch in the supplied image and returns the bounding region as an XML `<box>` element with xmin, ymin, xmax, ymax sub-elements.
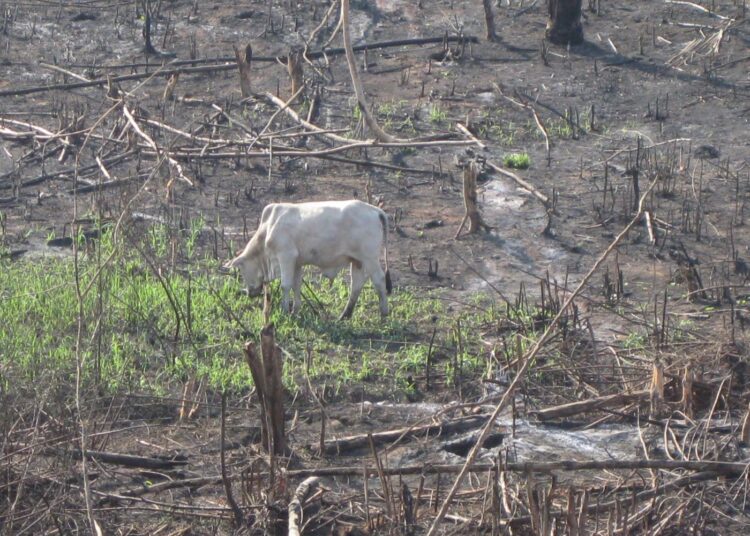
<box><xmin>455</xmin><ymin>122</ymin><xmax>485</xmax><ymax>149</ymax></box>
<box><xmin>665</xmin><ymin>0</ymin><xmax>730</xmax><ymax>19</ymax></box>
<box><xmin>220</xmin><ymin>393</ymin><xmax>243</xmax><ymax>527</ymax></box>
<box><xmin>59</xmin><ymin>448</ymin><xmax>187</xmax><ymax>469</ymax></box>
<box><xmin>288</xmin><ymin>476</ymin><xmax>320</xmax><ymax>536</ymax></box>
<box><xmin>494</xmin><ymin>85</ymin><xmax>552</xmax><ymax>164</ymax></box>
<box><xmin>486</xmin><ymin>160</ymin><xmax>551</xmax><ymax>209</ymax></box>
<box><xmin>122</xmin><ymin>104</ymin><xmax>193</xmax><ymax>187</ymax></box>
<box><xmin>318</xmin><ymin>415</ymin><xmax>488</xmax><ymax>455</ymax></box>
<box><xmin>529</xmin><ymin>390</ymin><xmax>650</xmax><ymax>420</ymax></box>
<box><xmin>0</xmin><ymin>35</ymin><xmax>479</xmax><ymax>98</ymax></box>
<box><xmin>341</xmin><ymin>0</ymin><xmax>397</xmax><ymax>142</ymax></box>
<box><xmin>288</xmin><ymin>458</ymin><xmax>748</xmax><ymax>479</ymax></box>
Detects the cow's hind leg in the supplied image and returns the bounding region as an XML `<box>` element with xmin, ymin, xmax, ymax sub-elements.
<box><xmin>340</xmin><ymin>262</ymin><xmax>366</xmax><ymax>320</ymax></box>
<box><xmin>365</xmin><ymin>259</ymin><xmax>389</xmax><ymax>318</ymax></box>
<box><xmin>278</xmin><ymin>256</ymin><xmax>297</xmax><ymax>314</ymax></box>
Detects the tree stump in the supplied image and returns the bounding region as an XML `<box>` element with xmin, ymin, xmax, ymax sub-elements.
<box><xmin>287</xmin><ymin>47</ymin><xmax>304</xmax><ymax>102</ymax></box>
<box><xmin>482</xmin><ymin>0</ymin><xmax>498</xmax><ymax>42</ymax></box>
<box><xmin>545</xmin><ymin>0</ymin><xmax>584</xmax><ymax>46</ymax></box>
<box><xmin>455</xmin><ymin>162</ymin><xmax>489</xmax><ymax>238</ymax></box>
<box><xmin>233</xmin><ymin>43</ymin><xmax>253</xmax><ymax>98</ymax></box>
<box><xmin>244</xmin><ymin>324</ymin><xmax>286</xmax><ymax>455</ymax></box>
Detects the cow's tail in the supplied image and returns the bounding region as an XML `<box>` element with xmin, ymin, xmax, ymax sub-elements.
<box><xmin>378</xmin><ymin>211</ymin><xmax>392</xmax><ymax>295</ymax></box>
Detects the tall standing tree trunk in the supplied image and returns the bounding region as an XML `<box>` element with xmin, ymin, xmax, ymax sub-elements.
<box><xmin>545</xmin><ymin>0</ymin><xmax>584</xmax><ymax>46</ymax></box>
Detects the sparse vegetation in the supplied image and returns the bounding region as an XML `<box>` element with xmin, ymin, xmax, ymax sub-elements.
<box><xmin>503</xmin><ymin>152</ymin><xmax>531</xmax><ymax>169</ymax></box>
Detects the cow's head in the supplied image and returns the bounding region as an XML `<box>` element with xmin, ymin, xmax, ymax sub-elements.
<box><xmin>223</xmin><ymin>254</ymin><xmax>264</xmax><ymax>297</ymax></box>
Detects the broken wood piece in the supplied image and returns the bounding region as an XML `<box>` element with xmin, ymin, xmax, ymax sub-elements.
<box><xmin>317</xmin><ymin>414</ymin><xmax>489</xmax><ymax>455</ymax></box>
<box><xmin>288</xmin><ymin>476</ymin><xmax>320</xmax><ymax>536</ymax></box>
<box><xmin>529</xmin><ymin>390</ymin><xmax>650</xmax><ymax>420</ymax></box>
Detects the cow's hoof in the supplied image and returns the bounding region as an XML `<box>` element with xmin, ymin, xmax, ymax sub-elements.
<box><xmin>339</xmin><ymin>310</ymin><xmax>353</xmax><ymax>320</ymax></box>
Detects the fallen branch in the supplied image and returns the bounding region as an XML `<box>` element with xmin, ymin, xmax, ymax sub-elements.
<box><xmin>318</xmin><ymin>414</ymin><xmax>489</xmax><ymax>455</ymax></box>
<box><xmin>528</xmin><ymin>390</ymin><xmax>650</xmax><ymax>420</ymax></box>
<box><xmin>455</xmin><ymin>123</ymin><xmax>485</xmax><ymax>149</ymax></box>
<box><xmin>486</xmin><ymin>160</ymin><xmax>551</xmax><ymax>208</ymax></box>
<box><xmin>341</xmin><ymin>0</ymin><xmax>397</xmax><ymax>142</ymax></box>
<box><xmin>1</xmin><ymin>35</ymin><xmax>479</xmax><ymax>98</ymax></box>
<box><xmin>60</xmin><ymin>448</ymin><xmax>187</xmax><ymax>470</ymax></box>
<box><xmin>288</xmin><ymin>477</ymin><xmax>320</xmax><ymax>536</ymax></box>
<box><xmin>122</xmin><ymin>104</ymin><xmax>194</xmax><ymax>187</ymax></box>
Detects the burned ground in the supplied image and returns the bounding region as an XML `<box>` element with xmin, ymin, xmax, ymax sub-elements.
<box><xmin>1</xmin><ymin>1</ymin><xmax>750</xmax><ymax>534</ymax></box>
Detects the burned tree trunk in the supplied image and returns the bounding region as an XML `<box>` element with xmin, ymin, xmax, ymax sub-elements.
<box><xmin>286</xmin><ymin>47</ymin><xmax>304</xmax><ymax>102</ymax></box>
<box><xmin>233</xmin><ymin>43</ymin><xmax>253</xmax><ymax>98</ymax></box>
<box><xmin>139</xmin><ymin>0</ymin><xmax>159</xmax><ymax>55</ymax></box>
<box><xmin>545</xmin><ymin>0</ymin><xmax>584</xmax><ymax>46</ymax></box>
<box><xmin>243</xmin><ymin>324</ymin><xmax>286</xmax><ymax>456</ymax></box>
<box><xmin>482</xmin><ymin>0</ymin><xmax>498</xmax><ymax>42</ymax></box>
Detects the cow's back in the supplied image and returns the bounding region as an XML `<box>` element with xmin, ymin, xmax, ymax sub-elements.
<box><xmin>263</xmin><ymin>200</ymin><xmax>384</xmax><ymax>270</ymax></box>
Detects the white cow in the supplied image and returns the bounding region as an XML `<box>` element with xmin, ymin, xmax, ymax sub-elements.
<box><xmin>225</xmin><ymin>200</ymin><xmax>392</xmax><ymax>319</ymax></box>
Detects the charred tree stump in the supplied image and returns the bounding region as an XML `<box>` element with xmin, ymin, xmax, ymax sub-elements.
<box><xmin>139</xmin><ymin>0</ymin><xmax>159</xmax><ymax>55</ymax></box>
<box><xmin>482</xmin><ymin>0</ymin><xmax>498</xmax><ymax>42</ymax></box>
<box><xmin>244</xmin><ymin>324</ymin><xmax>286</xmax><ymax>456</ymax></box>
<box><xmin>233</xmin><ymin>43</ymin><xmax>253</xmax><ymax>98</ymax></box>
<box><xmin>455</xmin><ymin>163</ymin><xmax>489</xmax><ymax>238</ymax></box>
<box><xmin>546</xmin><ymin>0</ymin><xmax>584</xmax><ymax>46</ymax></box>
<box><xmin>287</xmin><ymin>47</ymin><xmax>304</xmax><ymax>101</ymax></box>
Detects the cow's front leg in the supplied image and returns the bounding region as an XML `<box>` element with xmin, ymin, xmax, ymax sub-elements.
<box><xmin>340</xmin><ymin>262</ymin><xmax>367</xmax><ymax>320</ymax></box>
<box><xmin>292</xmin><ymin>265</ymin><xmax>303</xmax><ymax>313</ymax></box>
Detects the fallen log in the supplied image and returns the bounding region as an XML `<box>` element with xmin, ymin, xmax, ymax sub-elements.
<box><xmin>529</xmin><ymin>390</ymin><xmax>651</xmax><ymax>421</ymax></box>
<box><xmin>285</xmin><ymin>458</ymin><xmax>748</xmax><ymax>479</ymax></box>
<box><xmin>0</xmin><ymin>35</ymin><xmax>479</xmax><ymax>98</ymax></box>
<box><xmin>58</xmin><ymin>448</ymin><xmax>188</xmax><ymax>470</ymax></box>
<box><xmin>318</xmin><ymin>414</ymin><xmax>490</xmax><ymax>455</ymax></box>
<box><xmin>288</xmin><ymin>477</ymin><xmax>320</xmax><ymax>536</ymax></box>
<box><xmin>111</xmin><ymin>458</ymin><xmax>749</xmax><ymax>502</ymax></box>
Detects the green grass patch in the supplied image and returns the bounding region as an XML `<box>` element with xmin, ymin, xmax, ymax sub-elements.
<box><xmin>503</xmin><ymin>153</ymin><xmax>531</xmax><ymax>169</ymax></box>
<box><xmin>0</xmin><ymin>227</ymin><xmax>527</xmax><ymax>402</ymax></box>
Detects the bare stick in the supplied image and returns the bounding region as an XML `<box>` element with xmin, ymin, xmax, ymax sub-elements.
<box><xmin>425</xmin><ymin>177</ymin><xmax>659</xmax><ymax>536</ymax></box>
<box><xmin>456</xmin><ymin>122</ymin><xmax>485</xmax><ymax>149</ymax></box>
<box><xmin>341</xmin><ymin>0</ymin><xmax>397</xmax><ymax>142</ymax></box>
<box><xmin>529</xmin><ymin>390</ymin><xmax>650</xmax><ymax>420</ymax></box>
<box><xmin>220</xmin><ymin>393</ymin><xmax>243</xmax><ymax>527</ymax></box>
<box><xmin>122</xmin><ymin>104</ymin><xmax>193</xmax><ymax>186</ymax></box>
<box><xmin>486</xmin><ymin>160</ymin><xmax>550</xmax><ymax>208</ymax></box>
